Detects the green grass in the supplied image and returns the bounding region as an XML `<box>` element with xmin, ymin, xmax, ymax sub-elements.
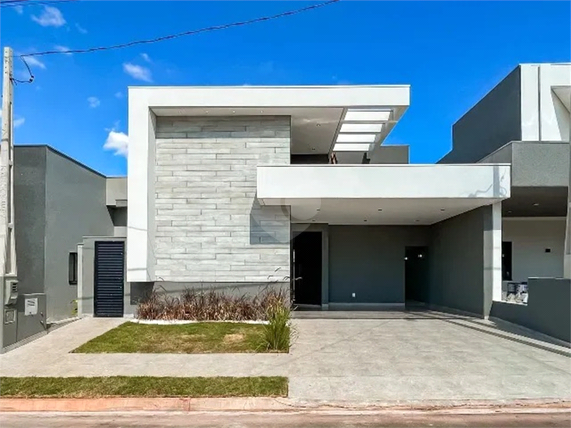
<box><xmin>72</xmin><ymin>322</ymin><xmax>289</xmax><ymax>354</ymax></box>
<box><xmin>0</xmin><ymin>376</ymin><xmax>288</xmax><ymax>398</ymax></box>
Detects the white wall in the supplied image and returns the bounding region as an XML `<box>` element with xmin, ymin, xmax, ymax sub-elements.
<box><xmin>503</xmin><ymin>218</ymin><xmax>565</xmax><ymax>282</ymax></box>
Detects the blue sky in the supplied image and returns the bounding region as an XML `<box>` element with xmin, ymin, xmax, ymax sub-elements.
<box><xmin>2</xmin><ymin>0</ymin><xmax>570</xmax><ymax>176</ymax></box>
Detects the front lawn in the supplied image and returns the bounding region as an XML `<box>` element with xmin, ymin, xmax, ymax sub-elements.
<box><xmin>0</xmin><ymin>376</ymin><xmax>288</xmax><ymax>398</ymax></box>
<box><xmin>72</xmin><ymin>322</ymin><xmax>288</xmax><ymax>354</ymax></box>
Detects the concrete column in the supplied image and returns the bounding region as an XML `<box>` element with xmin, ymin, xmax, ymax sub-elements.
<box><xmin>484</xmin><ymin>202</ymin><xmax>503</xmax><ymax>317</ymax></box>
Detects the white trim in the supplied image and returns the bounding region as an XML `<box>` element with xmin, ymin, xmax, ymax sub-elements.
<box><xmin>328</xmin><ymin>303</ymin><xmax>405</xmax><ymax>310</ymax></box>
<box><xmin>503</xmin><ymin>217</ymin><xmax>565</xmax><ymax>221</ymax></box>
<box><xmin>131</xmin><ymin>319</ymin><xmax>269</xmax><ymax>325</ymax></box>
<box><xmin>491</xmin><ymin>202</ymin><xmax>503</xmax><ymax>302</ymax></box>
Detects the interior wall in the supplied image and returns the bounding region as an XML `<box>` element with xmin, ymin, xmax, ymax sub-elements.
<box><xmin>428</xmin><ymin>207</ymin><xmax>491</xmax><ymax>316</ymax></box>
<box><xmin>503</xmin><ymin>218</ymin><xmax>565</xmax><ymax>282</ymax></box>
<box><xmin>328</xmin><ymin>226</ymin><xmax>430</xmax><ymax>304</ymax></box>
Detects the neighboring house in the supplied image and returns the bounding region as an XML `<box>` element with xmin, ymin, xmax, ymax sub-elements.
<box><xmin>1</xmin><ymin>146</ymin><xmax>125</xmax><ymax>352</ymax></box>
<box><xmin>440</xmin><ymin>63</ymin><xmax>570</xmax><ymax>289</ymax></box>
<box><xmin>125</xmin><ymin>85</ymin><xmax>510</xmax><ymax>318</ymax></box>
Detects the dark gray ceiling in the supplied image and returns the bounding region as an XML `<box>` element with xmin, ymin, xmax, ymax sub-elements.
<box><xmin>503</xmin><ymin>187</ymin><xmax>567</xmax><ymax>217</ymax></box>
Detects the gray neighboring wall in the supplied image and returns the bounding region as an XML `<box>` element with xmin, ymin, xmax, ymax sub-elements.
<box><xmin>427</xmin><ymin>206</ymin><xmax>494</xmax><ymax>317</ymax></box>
<box><xmin>369</xmin><ymin>145</ymin><xmax>409</xmax><ymax>164</ymax></box>
<box><xmin>480</xmin><ymin>141</ymin><xmax>569</xmax><ymax>187</ymax></box>
<box><xmin>490</xmin><ymin>278</ymin><xmax>570</xmax><ymax>343</ymax></box>
<box><xmin>12</xmin><ymin>147</ymin><xmax>48</xmax><ymax>346</ymax></box>
<box><xmin>328</xmin><ymin>226</ymin><xmax>430</xmax><ymax>304</ymax></box>
<box><xmin>440</xmin><ymin>67</ymin><xmax>522</xmax><ymax>164</ymax></box>
<box><xmin>43</xmin><ymin>148</ymin><xmax>114</xmax><ymax>321</ymax></box>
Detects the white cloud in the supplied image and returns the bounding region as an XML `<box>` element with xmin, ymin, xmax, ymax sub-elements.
<box><xmin>87</xmin><ymin>97</ymin><xmax>100</xmax><ymax>108</ymax></box>
<box><xmin>0</xmin><ymin>112</ymin><xmax>25</xmax><ymax>128</ymax></box>
<box><xmin>54</xmin><ymin>45</ymin><xmax>72</xmax><ymax>56</ymax></box>
<box><xmin>23</xmin><ymin>56</ymin><xmax>46</xmax><ymax>70</ymax></box>
<box><xmin>104</xmin><ymin>130</ymin><xmax>129</xmax><ymax>157</ymax></box>
<box><xmin>75</xmin><ymin>23</ymin><xmax>88</xmax><ymax>34</ymax></box>
<box><xmin>14</xmin><ymin>5</ymin><xmax>23</xmax><ymax>14</ymax></box>
<box><xmin>114</xmin><ymin>91</ymin><xmax>123</xmax><ymax>99</ymax></box>
<box><xmin>123</xmin><ymin>63</ymin><xmax>152</xmax><ymax>82</ymax></box>
<box><xmin>140</xmin><ymin>53</ymin><xmax>151</xmax><ymax>63</ymax></box>
<box><xmin>31</xmin><ymin>6</ymin><xmax>66</xmax><ymax>27</ymax></box>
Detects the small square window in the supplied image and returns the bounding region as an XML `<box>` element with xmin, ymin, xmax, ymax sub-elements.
<box><xmin>69</xmin><ymin>252</ymin><xmax>78</xmax><ymax>285</ymax></box>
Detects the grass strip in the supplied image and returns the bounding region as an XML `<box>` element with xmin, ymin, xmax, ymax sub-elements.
<box><xmin>0</xmin><ymin>376</ymin><xmax>288</xmax><ymax>398</ymax></box>
<box><xmin>72</xmin><ymin>322</ymin><xmax>288</xmax><ymax>354</ymax></box>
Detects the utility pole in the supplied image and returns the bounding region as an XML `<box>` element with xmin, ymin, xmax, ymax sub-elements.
<box><xmin>0</xmin><ymin>47</ymin><xmax>18</xmax><ymax>350</ymax></box>
<box><xmin>565</xmin><ymin>88</ymin><xmax>571</xmax><ymax>279</ymax></box>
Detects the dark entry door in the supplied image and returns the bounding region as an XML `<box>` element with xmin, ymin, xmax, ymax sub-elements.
<box><xmin>94</xmin><ymin>241</ymin><xmax>125</xmax><ymax>317</ymax></box>
<box><xmin>405</xmin><ymin>246</ymin><xmax>429</xmax><ymax>303</ymax></box>
<box><xmin>292</xmin><ymin>232</ymin><xmax>322</xmax><ymax>306</ymax></box>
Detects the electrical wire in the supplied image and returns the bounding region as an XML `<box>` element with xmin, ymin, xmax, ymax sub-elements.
<box><xmin>0</xmin><ymin>0</ymin><xmax>78</xmax><ymax>8</ymax></box>
<box><xmin>21</xmin><ymin>0</ymin><xmax>340</xmax><ymax>57</ymax></box>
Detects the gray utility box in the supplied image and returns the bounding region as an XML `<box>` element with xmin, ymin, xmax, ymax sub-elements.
<box><xmin>3</xmin><ymin>293</ymin><xmax>47</xmax><ymax>350</ymax></box>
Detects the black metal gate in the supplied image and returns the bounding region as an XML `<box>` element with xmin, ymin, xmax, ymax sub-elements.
<box><xmin>94</xmin><ymin>241</ymin><xmax>125</xmax><ymax>317</ymax></box>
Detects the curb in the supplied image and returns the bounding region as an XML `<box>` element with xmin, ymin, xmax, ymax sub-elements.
<box><xmin>1</xmin><ymin>397</ymin><xmax>570</xmax><ymax>413</ymax></box>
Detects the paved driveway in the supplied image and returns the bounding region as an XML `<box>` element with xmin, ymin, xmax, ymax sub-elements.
<box><xmin>1</xmin><ymin>310</ymin><xmax>570</xmax><ymax>404</ymax></box>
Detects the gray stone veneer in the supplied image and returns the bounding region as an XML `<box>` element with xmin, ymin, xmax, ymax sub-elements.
<box><xmin>153</xmin><ymin>116</ymin><xmax>291</xmax><ymax>284</ymax></box>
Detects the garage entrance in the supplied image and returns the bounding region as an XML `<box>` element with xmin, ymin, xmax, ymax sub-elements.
<box><xmin>292</xmin><ymin>232</ymin><xmax>322</xmax><ymax>307</ymax></box>
<box><xmin>94</xmin><ymin>241</ymin><xmax>125</xmax><ymax>317</ymax></box>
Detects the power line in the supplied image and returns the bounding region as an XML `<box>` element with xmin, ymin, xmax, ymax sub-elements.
<box><xmin>21</xmin><ymin>0</ymin><xmax>340</xmax><ymax>58</ymax></box>
<box><xmin>0</xmin><ymin>0</ymin><xmax>78</xmax><ymax>8</ymax></box>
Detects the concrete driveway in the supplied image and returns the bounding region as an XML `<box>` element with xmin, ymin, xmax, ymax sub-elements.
<box><xmin>1</xmin><ymin>310</ymin><xmax>570</xmax><ymax>404</ymax></box>
<box><xmin>287</xmin><ymin>311</ymin><xmax>571</xmax><ymax>402</ymax></box>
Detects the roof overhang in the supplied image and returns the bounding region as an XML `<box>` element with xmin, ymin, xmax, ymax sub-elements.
<box><xmin>257</xmin><ymin>164</ymin><xmax>511</xmax><ymax>225</ymax></box>
<box><xmin>130</xmin><ymin>85</ymin><xmax>410</xmax><ymax>156</ymax></box>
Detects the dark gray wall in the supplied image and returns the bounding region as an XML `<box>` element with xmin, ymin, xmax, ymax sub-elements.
<box><xmin>440</xmin><ymin>67</ymin><xmax>522</xmax><ymax>164</ymax></box>
<box><xmin>369</xmin><ymin>145</ymin><xmax>409</xmax><ymax>164</ymax></box>
<box><xmin>10</xmin><ymin>147</ymin><xmax>48</xmax><ymax>348</ymax></box>
<box><xmin>490</xmin><ymin>278</ymin><xmax>570</xmax><ymax>343</ymax></box>
<box><xmin>44</xmin><ymin>148</ymin><xmax>114</xmax><ymax>321</ymax></box>
<box><xmin>14</xmin><ymin>147</ymin><xmax>47</xmax><ymax>297</ymax></box>
<box><xmin>328</xmin><ymin>226</ymin><xmax>430</xmax><ymax>304</ymax></box>
<box><xmin>428</xmin><ymin>207</ymin><xmax>491</xmax><ymax>316</ymax></box>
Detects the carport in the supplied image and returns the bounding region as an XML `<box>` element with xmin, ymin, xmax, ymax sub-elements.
<box><xmin>258</xmin><ymin>163</ymin><xmax>511</xmax><ymax>316</ymax></box>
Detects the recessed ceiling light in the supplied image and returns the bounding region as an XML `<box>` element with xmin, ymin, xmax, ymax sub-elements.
<box><xmin>440</xmin><ymin>209</ymin><xmax>446</xmax><ymax>212</ymax></box>
<box><xmin>344</xmin><ymin>109</ymin><xmax>391</xmax><ymax>122</ymax></box>
<box><xmin>232</xmin><ymin>110</ymin><xmax>236</xmax><ymax>114</ymax></box>
<box><xmin>316</xmin><ymin>208</ymin><xmax>320</xmax><ymax>211</ymax></box>
<box><xmin>364</xmin><ymin>219</ymin><xmax>368</xmax><ymax>222</ymax></box>
<box><xmin>377</xmin><ymin>209</ymin><xmax>383</xmax><ymax>212</ymax></box>
<box><xmin>311</xmin><ymin>147</ymin><xmax>316</xmax><ymax>151</ymax></box>
<box><xmin>340</xmin><ymin>123</ymin><xmax>384</xmax><ymax>133</ymax></box>
<box><xmin>532</xmin><ymin>203</ymin><xmax>540</xmax><ymax>207</ymax></box>
<box><xmin>333</xmin><ymin>143</ymin><xmax>371</xmax><ymax>151</ymax></box>
<box><xmin>337</xmin><ymin>133</ymin><xmax>376</xmax><ymax>143</ymax></box>
<box><xmin>316</xmin><ymin>123</ymin><xmax>321</xmax><ymax>127</ymax></box>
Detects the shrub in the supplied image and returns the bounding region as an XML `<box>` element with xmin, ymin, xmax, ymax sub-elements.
<box><xmin>259</xmin><ymin>304</ymin><xmax>291</xmax><ymax>352</ymax></box>
<box><xmin>136</xmin><ymin>287</ymin><xmax>289</xmax><ymax>321</ymax></box>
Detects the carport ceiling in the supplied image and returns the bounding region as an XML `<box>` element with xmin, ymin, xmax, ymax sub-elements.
<box><xmin>503</xmin><ymin>187</ymin><xmax>567</xmax><ymax>217</ymax></box>
<box><xmin>289</xmin><ymin>198</ymin><xmax>500</xmax><ymax>225</ymax></box>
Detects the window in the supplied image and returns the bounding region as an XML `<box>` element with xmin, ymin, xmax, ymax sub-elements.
<box><xmin>502</xmin><ymin>242</ymin><xmax>512</xmax><ymax>281</ymax></box>
<box><xmin>68</xmin><ymin>252</ymin><xmax>78</xmax><ymax>285</ymax></box>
